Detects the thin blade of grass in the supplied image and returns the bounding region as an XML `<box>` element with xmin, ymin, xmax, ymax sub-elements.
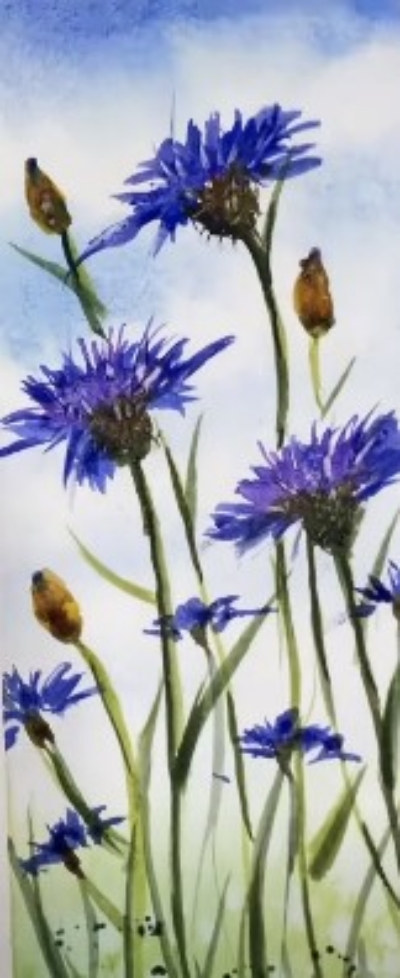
<box><xmin>200</xmin><ymin>876</ymin><xmax>230</xmax><ymax>978</ymax></box>
<box><xmin>9</xmin><ymin>241</ymin><xmax>107</xmax><ymax>320</ymax></box>
<box><xmin>309</xmin><ymin>768</ymin><xmax>365</xmax><ymax>880</ymax></box>
<box><xmin>321</xmin><ymin>357</ymin><xmax>356</xmax><ymax>418</ymax></box>
<box><xmin>8</xmin><ymin>837</ymin><xmax>69</xmax><ymax>978</ymax></box>
<box><xmin>226</xmin><ymin>691</ymin><xmax>253</xmax><ymax>840</ymax></box>
<box><xmin>161</xmin><ymin>436</ymin><xmax>203</xmax><ymax>582</ymax></box>
<box><xmin>173</xmin><ymin>606</ymin><xmax>272</xmax><ymax>785</ymax></box>
<box><xmin>78</xmin><ymin>880</ymin><xmax>99</xmax><ymax>978</ymax></box>
<box><xmin>83</xmin><ymin>879</ymin><xmax>123</xmax><ymax>932</ymax></box>
<box><xmin>247</xmin><ymin>771</ymin><xmax>285</xmax><ymax>977</ymax></box>
<box><xmin>69</xmin><ymin>529</ymin><xmax>156</xmax><ymax>605</ymax></box>
<box><xmin>185</xmin><ymin>415</ymin><xmax>203</xmax><ymax>526</ymax></box>
<box><xmin>380</xmin><ymin>665</ymin><xmax>400</xmax><ymax>792</ymax></box>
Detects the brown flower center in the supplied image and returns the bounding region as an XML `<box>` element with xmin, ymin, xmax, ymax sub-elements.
<box><xmin>90</xmin><ymin>394</ymin><xmax>153</xmax><ymax>464</ymax></box>
<box><xmin>192</xmin><ymin>165</ymin><xmax>260</xmax><ymax>239</ymax></box>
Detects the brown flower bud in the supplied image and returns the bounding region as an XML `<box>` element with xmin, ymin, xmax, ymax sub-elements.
<box><xmin>24</xmin><ymin>713</ymin><xmax>55</xmax><ymax>748</ymax></box>
<box><xmin>31</xmin><ymin>569</ymin><xmax>83</xmax><ymax>644</ymax></box>
<box><xmin>293</xmin><ymin>247</ymin><xmax>335</xmax><ymax>338</ymax></box>
<box><xmin>24</xmin><ymin>158</ymin><xmax>72</xmax><ymax>235</ymax></box>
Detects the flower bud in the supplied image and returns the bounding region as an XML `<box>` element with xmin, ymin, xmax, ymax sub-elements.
<box><xmin>24</xmin><ymin>158</ymin><xmax>72</xmax><ymax>235</ymax></box>
<box><xmin>25</xmin><ymin>713</ymin><xmax>55</xmax><ymax>749</ymax></box>
<box><xmin>31</xmin><ymin>569</ymin><xmax>83</xmax><ymax>644</ymax></box>
<box><xmin>293</xmin><ymin>247</ymin><xmax>335</xmax><ymax>338</ymax></box>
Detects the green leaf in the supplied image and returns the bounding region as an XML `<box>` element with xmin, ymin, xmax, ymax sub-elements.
<box><xmin>9</xmin><ymin>241</ymin><xmax>107</xmax><ymax>319</ymax></box>
<box><xmin>380</xmin><ymin>665</ymin><xmax>400</xmax><ymax>791</ymax></box>
<box><xmin>200</xmin><ymin>875</ymin><xmax>230</xmax><ymax>978</ymax></box>
<box><xmin>185</xmin><ymin>414</ymin><xmax>203</xmax><ymax>526</ymax></box>
<box><xmin>8</xmin><ymin>837</ymin><xmax>70</xmax><ymax>978</ymax></box>
<box><xmin>69</xmin><ymin>529</ymin><xmax>156</xmax><ymax>605</ymax></box>
<box><xmin>84</xmin><ymin>879</ymin><xmax>124</xmax><ymax>932</ymax></box>
<box><xmin>248</xmin><ymin>772</ymin><xmax>284</xmax><ymax>975</ymax></box>
<box><xmin>161</xmin><ymin>436</ymin><xmax>203</xmax><ymax>582</ymax></box>
<box><xmin>226</xmin><ymin>691</ymin><xmax>253</xmax><ymax>840</ymax></box>
<box><xmin>78</xmin><ymin>880</ymin><xmax>99</xmax><ymax>978</ymax></box>
<box><xmin>321</xmin><ymin>356</ymin><xmax>356</xmax><ymax>418</ymax></box>
<box><xmin>370</xmin><ymin>509</ymin><xmax>400</xmax><ymax>582</ymax></box>
<box><xmin>173</xmin><ymin>604</ymin><xmax>272</xmax><ymax>785</ymax></box>
<box><xmin>309</xmin><ymin>767</ymin><xmax>365</xmax><ymax>880</ymax></box>
<box><xmin>138</xmin><ymin>680</ymin><xmax>164</xmax><ymax>791</ymax></box>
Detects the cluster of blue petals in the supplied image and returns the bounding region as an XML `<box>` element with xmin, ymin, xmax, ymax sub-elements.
<box><xmin>3</xmin><ymin>663</ymin><xmax>97</xmax><ymax>751</ymax></box>
<box><xmin>77</xmin><ymin>104</ymin><xmax>321</xmax><ymax>261</ymax></box>
<box><xmin>239</xmin><ymin>708</ymin><xmax>361</xmax><ymax>765</ymax></box>
<box><xmin>145</xmin><ymin>594</ymin><xmax>274</xmax><ymax>640</ymax></box>
<box><xmin>0</xmin><ymin>325</ymin><xmax>233</xmax><ymax>491</ymax></box>
<box><xmin>208</xmin><ymin>412</ymin><xmax>400</xmax><ymax>554</ymax></box>
<box><xmin>21</xmin><ymin>806</ymin><xmax>125</xmax><ymax>875</ymax></box>
<box><xmin>355</xmin><ymin>559</ymin><xmax>400</xmax><ymax>618</ymax></box>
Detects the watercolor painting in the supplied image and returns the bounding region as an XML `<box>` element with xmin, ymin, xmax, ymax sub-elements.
<box><xmin>2</xmin><ymin>1</ymin><xmax>400</xmax><ymax>976</ymax></box>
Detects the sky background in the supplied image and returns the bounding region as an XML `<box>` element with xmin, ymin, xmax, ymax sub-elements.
<box><xmin>2</xmin><ymin>0</ymin><xmax>400</xmax><ymax>973</ymax></box>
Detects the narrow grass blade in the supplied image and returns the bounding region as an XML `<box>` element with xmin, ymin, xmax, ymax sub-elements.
<box><xmin>247</xmin><ymin>771</ymin><xmax>284</xmax><ymax>976</ymax></box>
<box><xmin>370</xmin><ymin>509</ymin><xmax>400</xmax><ymax>582</ymax></box>
<box><xmin>9</xmin><ymin>241</ymin><xmax>107</xmax><ymax>321</ymax></box>
<box><xmin>360</xmin><ymin>820</ymin><xmax>400</xmax><ymax>910</ymax></box>
<box><xmin>69</xmin><ymin>529</ymin><xmax>156</xmax><ymax>605</ymax></box>
<box><xmin>161</xmin><ymin>436</ymin><xmax>203</xmax><ymax>582</ymax></box>
<box><xmin>226</xmin><ymin>691</ymin><xmax>253</xmax><ymax>840</ymax></box>
<box><xmin>138</xmin><ymin>680</ymin><xmax>164</xmax><ymax>789</ymax></box>
<box><xmin>78</xmin><ymin>880</ymin><xmax>99</xmax><ymax>978</ymax></box>
<box><xmin>321</xmin><ymin>356</ymin><xmax>356</xmax><ymax>418</ymax></box>
<box><xmin>380</xmin><ymin>665</ymin><xmax>400</xmax><ymax>792</ymax></box>
<box><xmin>309</xmin><ymin>768</ymin><xmax>365</xmax><ymax>880</ymax></box>
<box><xmin>185</xmin><ymin>415</ymin><xmax>203</xmax><ymax>527</ymax></box>
<box><xmin>8</xmin><ymin>838</ymin><xmax>70</xmax><ymax>978</ymax></box>
<box><xmin>200</xmin><ymin>875</ymin><xmax>230</xmax><ymax>978</ymax></box>
<box><xmin>83</xmin><ymin>879</ymin><xmax>124</xmax><ymax>932</ymax></box>
<box><xmin>173</xmin><ymin>606</ymin><xmax>272</xmax><ymax>785</ymax></box>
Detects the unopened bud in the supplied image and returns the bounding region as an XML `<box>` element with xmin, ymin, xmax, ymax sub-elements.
<box><xmin>293</xmin><ymin>247</ymin><xmax>335</xmax><ymax>338</ymax></box>
<box><xmin>25</xmin><ymin>158</ymin><xmax>72</xmax><ymax>235</ymax></box>
<box><xmin>31</xmin><ymin>569</ymin><xmax>83</xmax><ymax>644</ymax></box>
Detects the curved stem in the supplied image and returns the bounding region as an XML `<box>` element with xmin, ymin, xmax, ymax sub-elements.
<box><xmin>334</xmin><ymin>554</ymin><xmax>400</xmax><ymax>877</ymax></box>
<box><xmin>295</xmin><ymin>758</ymin><xmax>324</xmax><ymax>978</ymax></box>
<box><xmin>242</xmin><ymin>231</ymin><xmax>289</xmax><ymax>448</ymax></box>
<box><xmin>130</xmin><ymin>461</ymin><xmax>190</xmax><ymax>978</ymax></box>
<box><xmin>309</xmin><ymin>337</ymin><xmax>324</xmax><ymax>413</ymax></box>
<box><xmin>276</xmin><ymin>540</ymin><xmax>301</xmax><ymax>709</ymax></box>
<box><xmin>74</xmin><ymin>639</ymin><xmax>146</xmax><ymax>978</ymax></box>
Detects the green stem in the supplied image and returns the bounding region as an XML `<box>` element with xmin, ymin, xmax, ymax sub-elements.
<box><xmin>295</xmin><ymin>758</ymin><xmax>324</xmax><ymax>978</ymax></box>
<box><xmin>75</xmin><ymin>639</ymin><xmax>146</xmax><ymax>978</ymax></box>
<box><xmin>276</xmin><ymin>540</ymin><xmax>301</xmax><ymax>709</ymax></box>
<box><xmin>242</xmin><ymin>231</ymin><xmax>289</xmax><ymax>448</ymax></box>
<box><xmin>130</xmin><ymin>461</ymin><xmax>190</xmax><ymax>977</ymax></box>
<box><xmin>306</xmin><ymin>537</ymin><xmax>336</xmax><ymax>720</ymax></box>
<box><xmin>247</xmin><ymin>770</ymin><xmax>285</xmax><ymax>978</ymax></box>
<box><xmin>309</xmin><ymin>337</ymin><xmax>324</xmax><ymax>413</ymax></box>
<box><xmin>334</xmin><ymin>555</ymin><xmax>400</xmax><ymax>877</ymax></box>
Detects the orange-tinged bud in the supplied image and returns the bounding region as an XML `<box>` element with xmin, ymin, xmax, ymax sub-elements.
<box><xmin>293</xmin><ymin>247</ymin><xmax>335</xmax><ymax>339</ymax></box>
<box><xmin>31</xmin><ymin>569</ymin><xmax>83</xmax><ymax>644</ymax></box>
<box><xmin>24</xmin><ymin>158</ymin><xmax>72</xmax><ymax>235</ymax></box>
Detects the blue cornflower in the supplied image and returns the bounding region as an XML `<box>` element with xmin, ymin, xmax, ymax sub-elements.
<box><xmin>20</xmin><ymin>806</ymin><xmax>124</xmax><ymax>878</ymax></box>
<box><xmin>77</xmin><ymin>104</ymin><xmax>321</xmax><ymax>262</ymax></box>
<box><xmin>239</xmin><ymin>708</ymin><xmax>361</xmax><ymax>769</ymax></box>
<box><xmin>0</xmin><ymin>324</ymin><xmax>234</xmax><ymax>491</ymax></box>
<box><xmin>145</xmin><ymin>594</ymin><xmax>274</xmax><ymax>643</ymax></box>
<box><xmin>3</xmin><ymin>663</ymin><xmax>98</xmax><ymax>751</ymax></box>
<box><xmin>208</xmin><ymin>412</ymin><xmax>400</xmax><ymax>556</ymax></box>
<box><xmin>355</xmin><ymin>560</ymin><xmax>400</xmax><ymax>619</ymax></box>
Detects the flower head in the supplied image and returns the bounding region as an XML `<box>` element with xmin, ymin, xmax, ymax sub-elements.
<box><xmin>3</xmin><ymin>662</ymin><xmax>97</xmax><ymax>751</ymax></box>
<box><xmin>208</xmin><ymin>412</ymin><xmax>400</xmax><ymax>555</ymax></box>
<box><xmin>145</xmin><ymin>594</ymin><xmax>274</xmax><ymax>645</ymax></box>
<box><xmin>239</xmin><ymin>708</ymin><xmax>361</xmax><ymax>770</ymax></box>
<box><xmin>31</xmin><ymin>569</ymin><xmax>83</xmax><ymax>643</ymax></box>
<box><xmin>77</xmin><ymin>104</ymin><xmax>321</xmax><ymax>262</ymax></box>
<box><xmin>20</xmin><ymin>806</ymin><xmax>124</xmax><ymax>878</ymax></box>
<box><xmin>355</xmin><ymin>560</ymin><xmax>400</xmax><ymax>620</ymax></box>
<box><xmin>0</xmin><ymin>325</ymin><xmax>234</xmax><ymax>491</ymax></box>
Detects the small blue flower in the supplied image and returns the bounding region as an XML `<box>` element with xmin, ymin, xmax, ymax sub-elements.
<box><xmin>20</xmin><ymin>806</ymin><xmax>125</xmax><ymax>877</ymax></box>
<box><xmin>239</xmin><ymin>708</ymin><xmax>361</xmax><ymax>766</ymax></box>
<box><xmin>355</xmin><ymin>560</ymin><xmax>400</xmax><ymax>619</ymax></box>
<box><xmin>208</xmin><ymin>412</ymin><xmax>400</xmax><ymax>555</ymax></box>
<box><xmin>0</xmin><ymin>324</ymin><xmax>234</xmax><ymax>491</ymax></box>
<box><xmin>77</xmin><ymin>104</ymin><xmax>321</xmax><ymax>262</ymax></box>
<box><xmin>3</xmin><ymin>663</ymin><xmax>98</xmax><ymax>751</ymax></box>
<box><xmin>145</xmin><ymin>594</ymin><xmax>274</xmax><ymax>642</ymax></box>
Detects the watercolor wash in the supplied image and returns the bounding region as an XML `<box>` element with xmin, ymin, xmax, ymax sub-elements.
<box><xmin>2</xmin><ymin>40</ymin><xmax>400</xmax><ymax>978</ymax></box>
